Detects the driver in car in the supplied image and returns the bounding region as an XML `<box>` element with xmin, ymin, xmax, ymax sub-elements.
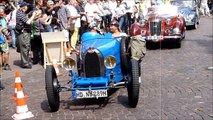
<box><xmin>109</xmin><ymin>20</ymin><xmax>127</xmax><ymax>38</ymax></box>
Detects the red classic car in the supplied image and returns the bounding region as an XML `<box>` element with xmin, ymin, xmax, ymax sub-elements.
<box><xmin>130</xmin><ymin>5</ymin><xmax>186</xmax><ymax>48</ymax></box>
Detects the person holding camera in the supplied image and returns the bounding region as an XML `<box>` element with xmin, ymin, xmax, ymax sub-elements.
<box><xmin>32</xmin><ymin>10</ymin><xmax>52</xmax><ymax>65</ymax></box>
<box><xmin>66</xmin><ymin>0</ymin><xmax>84</xmax><ymax>51</ymax></box>
<box><xmin>0</xmin><ymin>7</ymin><xmax>11</xmax><ymax>71</ymax></box>
<box><xmin>7</xmin><ymin>1</ymin><xmax>17</xmax><ymax>49</ymax></box>
<box><xmin>16</xmin><ymin>2</ymin><xmax>39</xmax><ymax>69</ymax></box>
<box><xmin>0</xmin><ymin>7</ymin><xmax>11</xmax><ymax>90</ymax></box>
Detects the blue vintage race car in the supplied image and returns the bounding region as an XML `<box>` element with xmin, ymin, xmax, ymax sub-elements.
<box><xmin>45</xmin><ymin>32</ymin><xmax>141</xmax><ymax>112</ymax></box>
<box><xmin>170</xmin><ymin>0</ymin><xmax>200</xmax><ymax>29</ymax></box>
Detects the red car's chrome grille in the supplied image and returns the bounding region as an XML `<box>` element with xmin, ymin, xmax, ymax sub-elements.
<box><xmin>150</xmin><ymin>21</ymin><xmax>162</xmax><ymax>36</ymax></box>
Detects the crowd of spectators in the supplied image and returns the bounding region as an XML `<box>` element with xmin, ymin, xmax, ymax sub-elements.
<box><xmin>0</xmin><ymin>0</ymin><xmax>212</xmax><ymax>90</ymax></box>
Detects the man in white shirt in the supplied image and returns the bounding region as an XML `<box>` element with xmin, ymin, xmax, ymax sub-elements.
<box><xmin>84</xmin><ymin>0</ymin><xmax>102</xmax><ymax>23</ymax></box>
<box><xmin>94</xmin><ymin>0</ymin><xmax>104</xmax><ymax>28</ymax></box>
<box><xmin>109</xmin><ymin>0</ymin><xmax>117</xmax><ymax>16</ymax></box>
<box><xmin>66</xmin><ymin>0</ymin><xmax>82</xmax><ymax>50</ymax></box>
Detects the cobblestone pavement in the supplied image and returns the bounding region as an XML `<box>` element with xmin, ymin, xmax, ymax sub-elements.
<box><xmin>0</xmin><ymin>17</ymin><xmax>212</xmax><ymax>120</ymax></box>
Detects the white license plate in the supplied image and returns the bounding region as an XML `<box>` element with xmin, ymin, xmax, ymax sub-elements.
<box><xmin>76</xmin><ymin>90</ymin><xmax>108</xmax><ymax>99</ymax></box>
<box><xmin>147</xmin><ymin>36</ymin><xmax>162</xmax><ymax>40</ymax></box>
<box><xmin>153</xmin><ymin>36</ymin><xmax>158</xmax><ymax>40</ymax></box>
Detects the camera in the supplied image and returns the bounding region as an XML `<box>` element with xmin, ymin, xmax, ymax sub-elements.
<box><xmin>1</xmin><ymin>28</ymin><xmax>12</xmax><ymax>42</ymax></box>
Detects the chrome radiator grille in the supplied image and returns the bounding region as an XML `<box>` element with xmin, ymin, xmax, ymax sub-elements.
<box><xmin>150</xmin><ymin>21</ymin><xmax>162</xmax><ymax>36</ymax></box>
<box><xmin>84</xmin><ymin>50</ymin><xmax>105</xmax><ymax>77</ymax></box>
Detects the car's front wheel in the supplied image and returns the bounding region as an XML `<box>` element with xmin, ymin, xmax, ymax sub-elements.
<box><xmin>182</xmin><ymin>27</ymin><xmax>186</xmax><ymax>39</ymax></box>
<box><xmin>45</xmin><ymin>65</ymin><xmax>60</xmax><ymax>112</ymax></box>
<box><xmin>192</xmin><ymin>23</ymin><xmax>198</xmax><ymax>29</ymax></box>
<box><xmin>127</xmin><ymin>59</ymin><xmax>140</xmax><ymax>108</ymax></box>
<box><xmin>192</xmin><ymin>19</ymin><xmax>198</xmax><ymax>29</ymax></box>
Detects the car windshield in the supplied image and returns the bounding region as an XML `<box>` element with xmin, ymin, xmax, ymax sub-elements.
<box><xmin>148</xmin><ymin>5</ymin><xmax>178</xmax><ymax>16</ymax></box>
<box><xmin>170</xmin><ymin>0</ymin><xmax>193</xmax><ymax>8</ymax></box>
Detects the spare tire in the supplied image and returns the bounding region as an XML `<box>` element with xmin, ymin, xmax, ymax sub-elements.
<box><xmin>128</xmin><ymin>59</ymin><xmax>140</xmax><ymax>108</ymax></box>
<box><xmin>120</xmin><ymin>37</ymin><xmax>130</xmax><ymax>75</ymax></box>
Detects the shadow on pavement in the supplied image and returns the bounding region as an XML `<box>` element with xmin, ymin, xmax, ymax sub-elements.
<box><xmin>60</xmin><ymin>98</ymin><xmax>107</xmax><ymax>111</ymax></box>
<box><xmin>184</xmin><ymin>38</ymin><xmax>213</xmax><ymax>55</ymax></box>
<box><xmin>196</xmin><ymin>37</ymin><xmax>213</xmax><ymax>55</ymax></box>
<box><xmin>40</xmin><ymin>100</ymin><xmax>52</xmax><ymax>112</ymax></box>
<box><xmin>13</xmin><ymin>60</ymin><xmax>22</xmax><ymax>67</ymax></box>
<box><xmin>117</xmin><ymin>95</ymin><xmax>130</xmax><ymax>108</ymax></box>
<box><xmin>40</xmin><ymin>89</ymin><xmax>121</xmax><ymax>112</ymax></box>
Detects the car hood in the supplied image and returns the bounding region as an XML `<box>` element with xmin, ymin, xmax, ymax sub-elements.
<box><xmin>178</xmin><ymin>7</ymin><xmax>194</xmax><ymax>16</ymax></box>
<box><xmin>146</xmin><ymin>13</ymin><xmax>178</xmax><ymax>21</ymax></box>
<box><xmin>145</xmin><ymin>5</ymin><xmax>179</xmax><ymax>20</ymax></box>
<box><xmin>81</xmin><ymin>32</ymin><xmax>120</xmax><ymax>58</ymax></box>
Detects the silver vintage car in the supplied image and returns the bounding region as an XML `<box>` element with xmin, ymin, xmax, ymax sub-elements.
<box><xmin>171</xmin><ymin>0</ymin><xmax>200</xmax><ymax>29</ymax></box>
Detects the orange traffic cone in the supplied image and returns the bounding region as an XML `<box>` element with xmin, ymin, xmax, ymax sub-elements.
<box><xmin>13</xmin><ymin>72</ymin><xmax>22</xmax><ymax>99</ymax></box>
<box><xmin>12</xmin><ymin>72</ymin><xmax>34</xmax><ymax>120</ymax></box>
<box><xmin>52</xmin><ymin>59</ymin><xmax>61</xmax><ymax>76</ymax></box>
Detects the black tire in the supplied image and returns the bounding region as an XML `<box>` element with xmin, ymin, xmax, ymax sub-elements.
<box><xmin>77</xmin><ymin>55</ymin><xmax>82</xmax><ymax>76</ymax></box>
<box><xmin>197</xmin><ymin>19</ymin><xmax>200</xmax><ymax>25</ymax></box>
<box><xmin>45</xmin><ymin>65</ymin><xmax>60</xmax><ymax>112</ymax></box>
<box><xmin>182</xmin><ymin>27</ymin><xmax>186</xmax><ymax>39</ymax></box>
<box><xmin>192</xmin><ymin>22</ymin><xmax>198</xmax><ymax>29</ymax></box>
<box><xmin>192</xmin><ymin>24</ymin><xmax>197</xmax><ymax>29</ymax></box>
<box><xmin>174</xmin><ymin>39</ymin><xmax>181</xmax><ymax>48</ymax></box>
<box><xmin>120</xmin><ymin>37</ymin><xmax>129</xmax><ymax>74</ymax></box>
<box><xmin>127</xmin><ymin>59</ymin><xmax>140</xmax><ymax>108</ymax></box>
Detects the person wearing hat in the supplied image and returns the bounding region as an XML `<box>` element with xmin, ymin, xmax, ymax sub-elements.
<box><xmin>109</xmin><ymin>20</ymin><xmax>127</xmax><ymax>38</ymax></box>
<box><xmin>16</xmin><ymin>2</ymin><xmax>38</xmax><ymax>69</ymax></box>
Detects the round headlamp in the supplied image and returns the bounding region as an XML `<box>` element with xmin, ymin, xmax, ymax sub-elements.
<box><xmin>141</xmin><ymin>30</ymin><xmax>146</xmax><ymax>36</ymax></box>
<box><xmin>104</xmin><ymin>56</ymin><xmax>117</xmax><ymax>69</ymax></box>
<box><xmin>63</xmin><ymin>58</ymin><xmax>76</xmax><ymax>70</ymax></box>
<box><xmin>166</xmin><ymin>19</ymin><xmax>171</xmax><ymax>25</ymax></box>
<box><xmin>165</xmin><ymin>29</ymin><xmax>170</xmax><ymax>34</ymax></box>
<box><xmin>173</xmin><ymin>28</ymin><xmax>181</xmax><ymax>34</ymax></box>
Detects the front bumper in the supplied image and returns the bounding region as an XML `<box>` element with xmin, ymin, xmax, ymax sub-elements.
<box><xmin>70</xmin><ymin>74</ymin><xmax>124</xmax><ymax>91</ymax></box>
<box><xmin>185</xmin><ymin>18</ymin><xmax>196</xmax><ymax>26</ymax></box>
<box><xmin>186</xmin><ymin>21</ymin><xmax>196</xmax><ymax>26</ymax></box>
<box><xmin>143</xmin><ymin>35</ymin><xmax>182</xmax><ymax>42</ymax></box>
<box><xmin>75</xmin><ymin>77</ymin><xmax>108</xmax><ymax>86</ymax></box>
